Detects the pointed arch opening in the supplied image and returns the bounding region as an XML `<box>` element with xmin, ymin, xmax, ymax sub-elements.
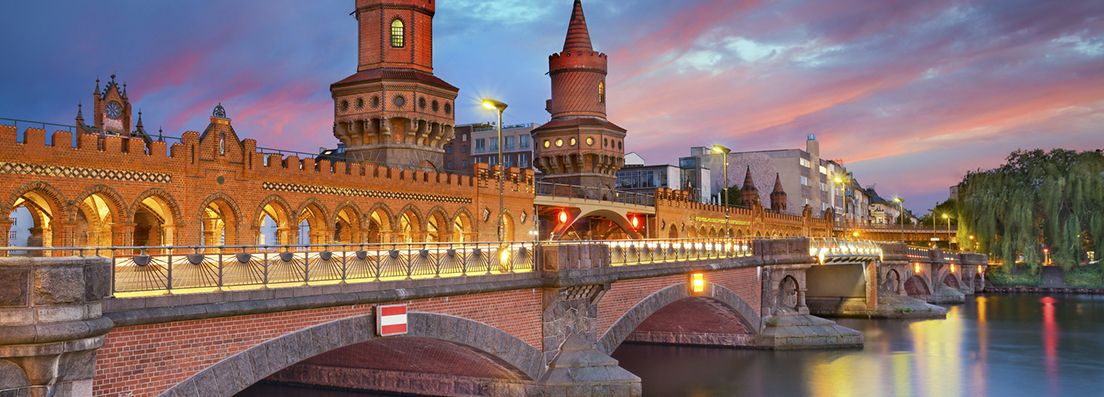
<box><xmin>425</xmin><ymin>209</ymin><xmax>450</xmax><ymax>242</ymax></box>
<box><xmin>73</xmin><ymin>193</ymin><xmax>121</xmax><ymax>247</ymax></box>
<box><xmin>398</xmin><ymin>208</ymin><xmax>422</xmax><ymax>243</ymax></box>
<box><xmin>333</xmin><ymin>205</ymin><xmax>363</xmax><ymax>244</ymax></box>
<box><xmin>133</xmin><ymin>195</ymin><xmax>177</xmax><ymax>246</ymax></box>
<box><xmin>201</xmin><ymin>197</ymin><xmax>239</xmax><ymax>247</ymax></box>
<box><xmin>367</xmin><ymin>206</ymin><xmax>393</xmax><ymax>244</ymax></box>
<box><xmin>7</xmin><ymin>187</ymin><xmax>65</xmax><ymax>251</ymax></box>
<box><xmin>297</xmin><ymin>201</ymin><xmax>329</xmax><ymax>246</ymax></box>
<box><xmin>452</xmin><ymin>211</ymin><xmax>473</xmax><ymax>243</ymax></box>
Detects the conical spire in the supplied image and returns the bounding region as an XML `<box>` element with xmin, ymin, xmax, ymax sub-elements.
<box><xmin>75</xmin><ymin>102</ymin><xmax>84</xmax><ymax>121</ymax></box>
<box><xmin>93</xmin><ymin>78</ymin><xmax>100</xmax><ymax>95</ymax></box>
<box><xmin>563</xmin><ymin>0</ymin><xmax>594</xmax><ymax>52</ymax></box>
<box><xmin>770</xmin><ymin>173</ymin><xmax>788</xmax><ymax>212</ymax></box>
<box><xmin>135</xmin><ymin>109</ymin><xmax>144</xmax><ymax>129</ymax></box>
<box><xmin>742</xmin><ymin>166</ymin><xmax>755</xmax><ymax>190</ymax></box>
<box><xmin>772</xmin><ymin>173</ymin><xmax>784</xmax><ymax>193</ymax></box>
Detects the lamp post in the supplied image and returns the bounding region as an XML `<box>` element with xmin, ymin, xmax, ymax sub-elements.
<box><xmin>482</xmin><ymin>98</ymin><xmax>508</xmax><ymax>245</ymax></box>
<box><xmin>711</xmin><ymin>145</ymin><xmax>732</xmax><ymax>239</ymax></box>
<box><xmin>942</xmin><ymin>213</ymin><xmax>951</xmax><ymax>249</ymax></box>
<box><xmin>893</xmin><ymin>197</ymin><xmax>905</xmax><ymax>241</ymax></box>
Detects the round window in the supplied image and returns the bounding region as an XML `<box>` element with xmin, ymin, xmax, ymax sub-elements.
<box><xmin>586</xmin><ymin>137</ymin><xmax>594</xmax><ymax>146</ymax></box>
<box><xmin>570</xmin><ymin>137</ymin><xmax>577</xmax><ymax>146</ymax></box>
<box><xmin>393</xmin><ymin>95</ymin><xmax>406</xmax><ymax>108</ymax></box>
<box><xmin>418</xmin><ymin>97</ymin><xmax>427</xmax><ymax>109</ymax></box>
<box><xmin>340</xmin><ymin>100</ymin><xmax>349</xmax><ymax>112</ymax></box>
<box><xmin>432</xmin><ymin>100</ymin><xmax>439</xmax><ymax>112</ymax></box>
<box><xmin>543</xmin><ymin>140</ymin><xmax>551</xmax><ymax>148</ymax></box>
<box><xmin>555</xmin><ymin>138</ymin><xmax>564</xmax><ymax>147</ymax></box>
<box><xmin>444</xmin><ymin>102</ymin><xmax>452</xmax><ymax>114</ymax></box>
<box><xmin>356</xmin><ymin>97</ymin><xmax>365</xmax><ymax>110</ymax></box>
<box><xmin>372</xmin><ymin>96</ymin><xmax>381</xmax><ymax>108</ymax></box>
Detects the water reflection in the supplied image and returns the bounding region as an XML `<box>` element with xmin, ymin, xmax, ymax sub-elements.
<box><xmin>614</xmin><ymin>294</ymin><xmax>1104</xmax><ymax>397</ymax></box>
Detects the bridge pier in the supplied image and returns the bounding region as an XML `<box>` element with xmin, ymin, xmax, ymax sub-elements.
<box><xmin>0</xmin><ymin>257</ymin><xmax>114</xmax><ymax>397</ymax></box>
<box><xmin>756</xmin><ymin>262</ymin><xmax>864</xmax><ymax>349</ymax></box>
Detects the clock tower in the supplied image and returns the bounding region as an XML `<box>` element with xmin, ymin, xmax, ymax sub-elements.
<box><xmin>532</xmin><ymin>0</ymin><xmax>627</xmax><ymax>193</ymax></box>
<box><xmin>331</xmin><ymin>0</ymin><xmax>459</xmax><ymax>170</ymax></box>
<box><xmin>76</xmin><ymin>74</ymin><xmax>152</xmax><ymax>144</ymax></box>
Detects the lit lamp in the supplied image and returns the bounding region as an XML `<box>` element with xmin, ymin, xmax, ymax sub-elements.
<box><xmin>914</xmin><ymin>262</ymin><xmax>921</xmax><ymax>274</ymax></box>
<box><xmin>690</xmin><ymin>272</ymin><xmax>706</xmax><ymax>294</ymax></box>
<box><xmin>482</xmin><ymin>98</ymin><xmax>509</xmax><ymax>245</ymax></box>
<box><xmin>710</xmin><ymin>144</ymin><xmax>732</xmax><ymax>239</ymax></box>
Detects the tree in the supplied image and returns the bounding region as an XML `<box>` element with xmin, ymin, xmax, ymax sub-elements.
<box><xmin>957</xmin><ymin>149</ymin><xmax>1104</xmax><ymax>272</ymax></box>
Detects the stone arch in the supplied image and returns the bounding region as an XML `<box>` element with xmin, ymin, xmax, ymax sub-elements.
<box><xmin>197</xmin><ymin>193</ymin><xmax>242</xmax><ymax>246</ymax></box>
<box><xmin>295</xmin><ymin>198</ymin><xmax>330</xmax><ymax>245</ymax></box>
<box><xmin>904</xmin><ymin>275</ymin><xmax>932</xmax><ymax>297</ymax></box>
<box><xmin>597</xmin><ymin>282</ymin><xmax>760</xmax><ymax>354</ymax></box>
<box><xmin>778</xmin><ymin>276</ymin><xmax>800</xmax><ymax>312</ymax></box>
<box><xmin>331</xmin><ymin>202</ymin><xmax>364</xmax><ymax>244</ymax></box>
<box><xmin>557</xmin><ymin>209</ymin><xmax>642</xmax><ymax>241</ymax></box>
<box><xmin>396</xmin><ymin>204</ymin><xmax>424</xmax><ymax>242</ymax></box>
<box><xmin>159</xmin><ymin>312</ymin><xmax>545</xmax><ymax>397</ymax></box>
<box><xmin>365</xmin><ymin>203</ymin><xmax>395</xmax><ymax>244</ymax></box>
<box><xmin>500</xmin><ymin>210</ymin><xmax>516</xmax><ymax>241</ymax></box>
<box><xmin>942</xmin><ymin>271</ymin><xmax>961</xmax><ymax>290</ymax></box>
<box><xmin>424</xmin><ymin>206</ymin><xmax>450</xmax><ymax>242</ymax></box>
<box><xmin>883</xmin><ymin>269</ymin><xmax>902</xmax><ymax>294</ymax></box>
<box><xmin>71</xmin><ymin>185</ymin><xmax>129</xmax><ymax>247</ymax></box>
<box><xmin>253</xmin><ymin>195</ymin><xmax>295</xmax><ymax>246</ymax></box>
<box><xmin>667</xmin><ymin>223</ymin><xmax>679</xmax><ymax>239</ymax></box>
<box><xmin>6</xmin><ymin>181</ymin><xmax>69</xmax><ymax>248</ymax></box>
<box><xmin>130</xmin><ymin>188</ymin><xmax>183</xmax><ymax>247</ymax></box>
<box><xmin>451</xmin><ymin>208</ymin><xmax>475</xmax><ymax>242</ymax></box>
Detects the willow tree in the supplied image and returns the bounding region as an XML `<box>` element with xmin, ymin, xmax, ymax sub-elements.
<box><xmin>956</xmin><ymin>149</ymin><xmax>1104</xmax><ymax>272</ymax></box>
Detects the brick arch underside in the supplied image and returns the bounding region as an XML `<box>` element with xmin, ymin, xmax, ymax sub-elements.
<box><xmin>597</xmin><ymin>283</ymin><xmax>759</xmax><ymax>355</ymax></box>
<box><xmin>157</xmin><ymin>312</ymin><xmax>544</xmax><ymax>397</ymax></box>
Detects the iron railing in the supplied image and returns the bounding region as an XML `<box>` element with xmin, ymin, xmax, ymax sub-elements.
<box><xmin>536</xmin><ymin>182</ymin><xmax>656</xmax><ymax>206</ymax></box>
<box><xmin>0</xmin><ymin>242</ymin><xmax>536</xmax><ymax>296</ymax></box>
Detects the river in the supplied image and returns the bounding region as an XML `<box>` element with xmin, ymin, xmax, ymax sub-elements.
<box><xmin>240</xmin><ymin>294</ymin><xmax>1104</xmax><ymax>396</ymax></box>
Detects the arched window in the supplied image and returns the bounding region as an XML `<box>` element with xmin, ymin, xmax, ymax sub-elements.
<box><xmin>218</xmin><ymin>133</ymin><xmax>226</xmax><ymax>155</ymax></box>
<box><xmin>598</xmin><ymin>81</ymin><xmax>605</xmax><ymax>104</ymax></box>
<box><xmin>391</xmin><ymin>19</ymin><xmax>405</xmax><ymax>48</ymax></box>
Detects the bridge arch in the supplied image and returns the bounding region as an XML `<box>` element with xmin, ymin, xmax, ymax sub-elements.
<box><xmin>557</xmin><ymin>208</ymin><xmax>642</xmax><ymax>241</ymax></box>
<box><xmin>331</xmin><ymin>201</ymin><xmax>363</xmax><ymax>244</ymax></box>
<box><xmin>883</xmin><ymin>269</ymin><xmax>902</xmax><ymax>294</ymax></box>
<box><xmin>197</xmin><ymin>193</ymin><xmax>242</xmax><ymax>246</ymax></box>
<box><xmin>253</xmin><ymin>195</ymin><xmax>294</xmax><ymax>246</ymax></box>
<box><xmin>160</xmin><ymin>312</ymin><xmax>545</xmax><ymax>397</ymax></box>
<box><xmin>365</xmin><ymin>203</ymin><xmax>394</xmax><ymax>243</ymax></box>
<box><xmin>6</xmin><ymin>181</ymin><xmax>69</xmax><ymax>248</ymax></box>
<box><xmin>597</xmin><ymin>283</ymin><xmax>759</xmax><ymax>354</ymax></box>
<box><xmin>904</xmin><ymin>275</ymin><xmax>932</xmax><ymax>297</ymax></box>
<box><xmin>71</xmin><ymin>185</ymin><xmax>129</xmax><ymax>247</ymax></box>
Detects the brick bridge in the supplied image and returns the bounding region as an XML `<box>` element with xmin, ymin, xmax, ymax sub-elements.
<box><xmin>0</xmin><ymin>238</ymin><xmax>987</xmax><ymax>397</ymax></box>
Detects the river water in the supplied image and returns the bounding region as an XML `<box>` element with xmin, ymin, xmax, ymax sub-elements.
<box><xmin>240</xmin><ymin>294</ymin><xmax>1104</xmax><ymax>397</ymax></box>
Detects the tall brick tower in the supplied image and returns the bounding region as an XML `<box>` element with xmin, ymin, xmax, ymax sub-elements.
<box><xmin>740</xmin><ymin>166</ymin><xmax>761</xmax><ymax>208</ymax></box>
<box><xmin>331</xmin><ymin>0</ymin><xmax>459</xmax><ymax>170</ymax></box>
<box><xmin>532</xmin><ymin>0</ymin><xmax>626</xmax><ymax>193</ymax></box>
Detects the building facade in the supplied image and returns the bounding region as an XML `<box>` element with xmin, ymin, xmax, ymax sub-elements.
<box><xmin>616</xmin><ymin>154</ymin><xmax>711</xmax><ymax>202</ymax></box>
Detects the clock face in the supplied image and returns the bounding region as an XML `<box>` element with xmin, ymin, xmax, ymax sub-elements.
<box><xmin>105</xmin><ymin>101</ymin><xmax>123</xmax><ymax>120</ymax></box>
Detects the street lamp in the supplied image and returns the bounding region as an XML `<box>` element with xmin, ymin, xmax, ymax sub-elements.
<box><xmin>711</xmin><ymin>144</ymin><xmax>732</xmax><ymax>239</ymax></box>
<box><xmin>833</xmin><ymin>174</ymin><xmax>850</xmax><ymax>224</ymax></box>
<box><xmin>482</xmin><ymin>98</ymin><xmax>508</xmax><ymax>245</ymax></box>
<box><xmin>893</xmin><ymin>196</ymin><xmax>905</xmax><ymax>241</ymax></box>
<box><xmin>941</xmin><ymin>213</ymin><xmax>951</xmax><ymax>249</ymax></box>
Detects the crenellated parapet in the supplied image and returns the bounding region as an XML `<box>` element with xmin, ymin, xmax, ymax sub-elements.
<box><xmin>653</xmin><ymin>187</ymin><xmax>833</xmax><ymax>239</ymax></box>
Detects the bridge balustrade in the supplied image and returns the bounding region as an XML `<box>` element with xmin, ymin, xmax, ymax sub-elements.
<box><xmin>808</xmin><ymin>238</ymin><xmax>884</xmax><ymax>264</ymax></box>
<box><xmin>0</xmin><ymin>242</ymin><xmax>536</xmax><ymax>296</ymax></box>
<box><xmin>603</xmin><ymin>238</ymin><xmax>754</xmax><ymax>266</ymax></box>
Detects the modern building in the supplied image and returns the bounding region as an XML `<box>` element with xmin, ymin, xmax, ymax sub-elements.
<box><xmin>615</xmin><ymin>153</ymin><xmax>712</xmax><ymax>202</ymax></box>
<box><xmin>470</xmin><ymin>123</ymin><xmax>535</xmax><ymax>169</ymax></box>
<box><xmin>442</xmin><ymin>122</ymin><xmax>535</xmax><ymax>174</ymax></box>
<box><xmin>684</xmin><ymin>134</ymin><xmax>831</xmax><ymax>215</ymax></box>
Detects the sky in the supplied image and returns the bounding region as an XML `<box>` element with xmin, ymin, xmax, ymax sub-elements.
<box><xmin>0</xmin><ymin>0</ymin><xmax>1101</xmax><ymax>213</ymax></box>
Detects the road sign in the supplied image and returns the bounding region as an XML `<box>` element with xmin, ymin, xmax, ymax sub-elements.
<box><xmin>376</xmin><ymin>304</ymin><xmax>408</xmax><ymax>336</ymax></box>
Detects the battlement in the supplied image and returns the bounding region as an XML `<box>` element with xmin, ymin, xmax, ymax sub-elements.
<box><xmin>0</xmin><ymin>123</ymin><xmax>534</xmax><ymax>196</ymax></box>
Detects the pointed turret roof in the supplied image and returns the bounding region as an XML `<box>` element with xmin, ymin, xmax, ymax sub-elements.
<box><xmin>741</xmin><ymin>166</ymin><xmax>756</xmax><ymax>190</ymax></box>
<box><xmin>772</xmin><ymin>173</ymin><xmax>785</xmax><ymax>194</ymax></box>
<box><xmin>563</xmin><ymin>0</ymin><xmax>594</xmax><ymax>52</ymax></box>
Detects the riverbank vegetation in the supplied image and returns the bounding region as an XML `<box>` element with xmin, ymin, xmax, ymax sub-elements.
<box><xmin>957</xmin><ymin>149</ymin><xmax>1104</xmax><ymax>274</ymax></box>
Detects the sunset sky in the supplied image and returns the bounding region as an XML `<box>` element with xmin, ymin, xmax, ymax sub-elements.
<box><xmin>1</xmin><ymin>0</ymin><xmax>1101</xmax><ymax>213</ymax></box>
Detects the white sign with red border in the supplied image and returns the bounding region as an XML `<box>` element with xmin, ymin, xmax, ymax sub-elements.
<box><xmin>376</xmin><ymin>304</ymin><xmax>408</xmax><ymax>337</ymax></box>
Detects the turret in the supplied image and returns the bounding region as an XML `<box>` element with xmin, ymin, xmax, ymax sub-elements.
<box><xmin>740</xmin><ymin>166</ymin><xmax>761</xmax><ymax>208</ymax></box>
<box><xmin>770</xmin><ymin>173</ymin><xmax>788</xmax><ymax>212</ymax></box>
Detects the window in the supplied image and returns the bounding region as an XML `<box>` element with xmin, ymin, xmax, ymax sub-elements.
<box><xmin>218</xmin><ymin>133</ymin><xmax>226</xmax><ymax>155</ymax></box>
<box><xmin>505</xmin><ymin>136</ymin><xmax>515</xmax><ymax>150</ymax></box>
<box><xmin>490</xmin><ymin>139</ymin><xmax>498</xmax><ymax>151</ymax></box>
<box><xmin>819</xmin><ymin>165</ymin><xmax>827</xmax><ymax>175</ymax></box>
<box><xmin>599</xmin><ymin>82</ymin><xmax>606</xmax><ymax>103</ymax></box>
<box><xmin>462</xmin><ymin>134</ymin><xmax>468</xmax><ymax>142</ymax></box>
<box><xmin>475</xmin><ymin>138</ymin><xmax>486</xmax><ymax>151</ymax></box>
<box><xmin>520</xmin><ymin>136</ymin><xmax>531</xmax><ymax>148</ymax></box>
<box><xmin>390</xmin><ymin>19</ymin><xmax>405</xmax><ymax>48</ymax></box>
<box><xmin>520</xmin><ymin>155</ymin><xmax>529</xmax><ymax>168</ymax></box>
<box><xmin>799</xmin><ymin>158</ymin><xmax>811</xmax><ymax>168</ymax></box>
<box><xmin>800</xmin><ymin>176</ymin><xmax>809</xmax><ymax>186</ymax></box>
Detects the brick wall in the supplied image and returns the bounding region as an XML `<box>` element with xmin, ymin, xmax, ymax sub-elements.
<box><xmin>597</xmin><ymin>268</ymin><xmax>761</xmax><ymax>338</ymax></box>
<box><xmin>92</xmin><ymin>288</ymin><xmax>542</xmax><ymax>397</ymax></box>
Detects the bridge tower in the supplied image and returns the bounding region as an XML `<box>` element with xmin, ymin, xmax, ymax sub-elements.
<box><xmin>331</xmin><ymin>0</ymin><xmax>459</xmax><ymax>170</ymax></box>
<box><xmin>532</xmin><ymin>0</ymin><xmax>627</xmax><ymax>194</ymax></box>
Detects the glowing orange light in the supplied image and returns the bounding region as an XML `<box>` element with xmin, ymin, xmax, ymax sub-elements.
<box><xmin>690</xmin><ymin>273</ymin><xmax>705</xmax><ymax>294</ymax></box>
<box><xmin>914</xmin><ymin>263</ymin><xmax>922</xmax><ymax>274</ymax></box>
<box><xmin>558</xmin><ymin>210</ymin><xmax>568</xmax><ymax>224</ymax></box>
<box><xmin>630</xmin><ymin>216</ymin><xmax>640</xmax><ymax>229</ymax></box>
<box><xmin>950</xmin><ymin>264</ymin><xmax>956</xmax><ymax>273</ymax></box>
